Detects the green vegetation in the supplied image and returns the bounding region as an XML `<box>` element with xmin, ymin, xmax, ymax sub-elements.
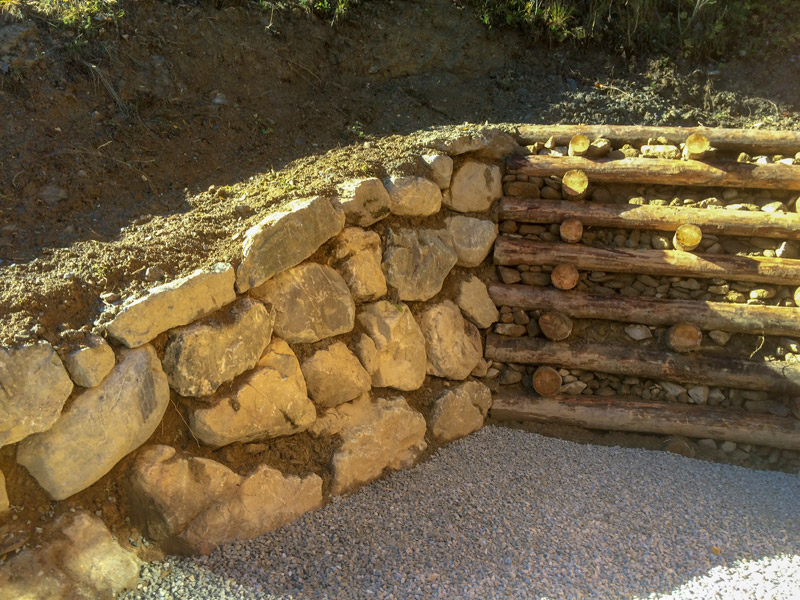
<box><xmin>1</xmin><ymin>0</ymin><xmax>123</xmax><ymax>29</ymax></box>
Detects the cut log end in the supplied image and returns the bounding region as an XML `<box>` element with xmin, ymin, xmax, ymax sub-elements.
<box><xmin>794</xmin><ymin>286</ymin><xmax>800</xmax><ymax>307</ymax></box>
<box><xmin>559</xmin><ymin>218</ymin><xmax>584</xmax><ymax>244</ymax></box>
<box><xmin>551</xmin><ymin>264</ymin><xmax>580</xmax><ymax>290</ymax></box>
<box><xmin>667</xmin><ymin>323</ymin><xmax>703</xmax><ymax>352</ymax></box>
<box><xmin>562</xmin><ymin>169</ymin><xmax>589</xmax><ymax>201</ymax></box>
<box><xmin>673</xmin><ymin>223</ymin><xmax>703</xmax><ymax>252</ymax></box>
<box><xmin>539</xmin><ymin>311</ymin><xmax>574</xmax><ymax>341</ymax></box>
<box><xmin>684</xmin><ymin>133</ymin><xmax>711</xmax><ymax>160</ymax></box>
<box><xmin>532</xmin><ymin>366</ymin><xmax>562</xmax><ymax>396</ymax></box>
<box><xmin>568</xmin><ymin>134</ymin><xmax>591</xmax><ymax>157</ymax></box>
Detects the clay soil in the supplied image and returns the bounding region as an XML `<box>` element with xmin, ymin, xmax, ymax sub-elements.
<box><xmin>1</xmin><ymin>0</ymin><xmax>800</xmax><ymax>565</ymax></box>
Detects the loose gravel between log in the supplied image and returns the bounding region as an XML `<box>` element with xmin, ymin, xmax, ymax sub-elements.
<box><xmin>124</xmin><ymin>426</ymin><xmax>800</xmax><ymax>600</ymax></box>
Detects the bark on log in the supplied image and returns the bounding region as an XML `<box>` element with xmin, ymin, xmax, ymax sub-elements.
<box><xmin>515</xmin><ymin>124</ymin><xmax>800</xmax><ymax>155</ymax></box>
<box><xmin>532</xmin><ymin>366</ymin><xmax>562</xmax><ymax>396</ymax></box>
<box><xmin>672</xmin><ymin>224</ymin><xmax>702</xmax><ymax>252</ymax></box>
<box><xmin>666</xmin><ymin>324</ymin><xmax>703</xmax><ymax>352</ymax></box>
<box><xmin>539</xmin><ymin>312</ymin><xmax>573</xmax><ymax>341</ymax></box>
<box><xmin>506</xmin><ymin>155</ymin><xmax>800</xmax><ymax>191</ymax></box>
<box><xmin>493</xmin><ymin>237</ymin><xmax>800</xmax><ymax>286</ymax></box>
<box><xmin>490</xmin><ymin>394</ymin><xmax>800</xmax><ymax>450</ymax></box>
<box><xmin>487</xmin><ymin>284</ymin><xmax>800</xmax><ymax>337</ymax></box>
<box><xmin>561</xmin><ymin>169</ymin><xmax>588</xmax><ymax>200</ymax></box>
<box><xmin>498</xmin><ymin>198</ymin><xmax>800</xmax><ymax>241</ymax></box>
<box><xmin>551</xmin><ymin>264</ymin><xmax>580</xmax><ymax>290</ymax></box>
<box><xmin>568</xmin><ymin>134</ymin><xmax>590</xmax><ymax>157</ymax></box>
<box><xmin>484</xmin><ymin>334</ymin><xmax>800</xmax><ymax>394</ymax></box>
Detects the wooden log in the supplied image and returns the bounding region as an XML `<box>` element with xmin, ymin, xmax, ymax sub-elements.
<box><xmin>684</xmin><ymin>133</ymin><xmax>711</xmax><ymax>160</ymax></box>
<box><xmin>672</xmin><ymin>224</ymin><xmax>702</xmax><ymax>252</ymax></box>
<box><xmin>666</xmin><ymin>324</ymin><xmax>703</xmax><ymax>352</ymax></box>
<box><xmin>532</xmin><ymin>366</ymin><xmax>562</xmax><ymax>396</ymax></box>
<box><xmin>550</xmin><ymin>264</ymin><xmax>579</xmax><ymax>290</ymax></box>
<box><xmin>493</xmin><ymin>237</ymin><xmax>800</xmax><ymax>286</ymax></box>
<box><xmin>515</xmin><ymin>124</ymin><xmax>800</xmax><ymax>155</ymax></box>
<box><xmin>486</xmin><ymin>284</ymin><xmax>800</xmax><ymax>337</ymax></box>
<box><xmin>559</xmin><ymin>218</ymin><xmax>583</xmax><ymax>243</ymax></box>
<box><xmin>795</xmin><ymin>287</ymin><xmax>800</xmax><ymax>307</ymax></box>
<box><xmin>568</xmin><ymin>134</ymin><xmax>590</xmax><ymax>157</ymax></box>
<box><xmin>506</xmin><ymin>154</ymin><xmax>800</xmax><ymax>191</ymax></box>
<box><xmin>484</xmin><ymin>334</ymin><xmax>800</xmax><ymax>394</ymax></box>
<box><xmin>490</xmin><ymin>394</ymin><xmax>800</xmax><ymax>450</ymax></box>
<box><xmin>498</xmin><ymin>198</ymin><xmax>800</xmax><ymax>241</ymax></box>
<box><xmin>539</xmin><ymin>312</ymin><xmax>573</xmax><ymax>341</ymax></box>
<box><xmin>561</xmin><ymin>169</ymin><xmax>588</xmax><ymax>200</ymax></box>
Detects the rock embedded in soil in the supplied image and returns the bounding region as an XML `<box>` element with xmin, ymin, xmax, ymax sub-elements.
<box><xmin>64</xmin><ymin>334</ymin><xmax>115</xmax><ymax>388</ymax></box>
<box><xmin>301</xmin><ymin>341</ymin><xmax>371</xmax><ymax>408</ymax></box>
<box><xmin>385</xmin><ymin>176</ymin><xmax>442</xmax><ymax>217</ymax></box>
<box><xmin>0</xmin><ymin>469</ymin><xmax>8</xmax><ymax>513</ymax></box>
<box><xmin>327</xmin><ymin>227</ymin><xmax>387</xmax><ymax>302</ymax></box>
<box><xmin>426</xmin><ymin>128</ymin><xmax>517</xmax><ymax>160</ymax></box>
<box><xmin>0</xmin><ymin>341</ymin><xmax>73</xmax><ymax>448</ymax></box>
<box><xmin>382</xmin><ymin>228</ymin><xmax>457</xmax><ymax>301</ymax></box>
<box><xmin>334</xmin><ymin>178</ymin><xmax>391</xmax><ymax>227</ymax></box>
<box><xmin>355</xmin><ymin>300</ymin><xmax>427</xmax><ymax>391</ymax></box>
<box><xmin>16</xmin><ymin>345</ymin><xmax>169</xmax><ymax>501</ymax></box>
<box><xmin>162</xmin><ymin>297</ymin><xmax>274</xmax><ymax>397</ymax></box>
<box><xmin>445</xmin><ymin>215</ymin><xmax>498</xmax><ymax>267</ymax></box>
<box><xmin>106</xmin><ymin>262</ymin><xmax>237</xmax><ymax>348</ymax></box>
<box><xmin>236</xmin><ymin>196</ymin><xmax>345</xmax><ymax>293</ymax></box>
<box><xmin>189</xmin><ymin>338</ymin><xmax>316</xmax><ymax>448</ymax></box>
<box><xmin>419</xmin><ymin>300</ymin><xmax>483</xmax><ymax>380</ymax></box>
<box><xmin>456</xmin><ymin>276</ymin><xmax>499</xmax><ymax>329</ymax></box>
<box><xmin>446</xmin><ymin>160</ymin><xmax>502</xmax><ymax>212</ymax></box>
<box><xmin>253</xmin><ymin>262</ymin><xmax>355</xmax><ymax>344</ymax></box>
<box><xmin>331</xmin><ymin>396</ymin><xmax>427</xmax><ymax>495</ymax></box>
<box><xmin>422</xmin><ymin>154</ymin><xmax>454</xmax><ymax>189</ymax></box>
<box><xmin>428</xmin><ymin>381</ymin><xmax>492</xmax><ymax>442</ymax></box>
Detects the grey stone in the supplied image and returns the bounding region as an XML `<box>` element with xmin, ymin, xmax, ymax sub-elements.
<box><xmin>107</xmin><ymin>262</ymin><xmax>237</xmax><ymax>347</ymax></box>
<box><xmin>456</xmin><ymin>275</ymin><xmax>499</xmax><ymax>329</ymax></box>
<box><xmin>658</xmin><ymin>381</ymin><xmax>687</xmax><ymax>398</ymax></box>
<box><xmin>386</xmin><ymin>176</ymin><xmax>442</xmax><ymax>217</ymax></box>
<box><xmin>236</xmin><ymin>196</ymin><xmax>345</xmax><ymax>292</ymax></box>
<box><xmin>355</xmin><ymin>301</ymin><xmax>427</xmax><ymax>391</ymax></box>
<box><xmin>446</xmin><ymin>160</ymin><xmax>502</xmax><ymax>212</ymax></box>
<box><xmin>334</xmin><ymin>178</ymin><xmax>391</xmax><ymax>227</ymax></box>
<box><xmin>382</xmin><ymin>228</ymin><xmax>457</xmax><ymax>301</ymax></box>
<box><xmin>64</xmin><ymin>335</ymin><xmax>115</xmax><ymax>388</ymax></box>
<box><xmin>445</xmin><ymin>216</ymin><xmax>498</xmax><ymax>267</ymax></box>
<box><xmin>420</xmin><ymin>301</ymin><xmax>482</xmax><ymax>380</ymax></box>
<box><xmin>422</xmin><ymin>154</ymin><xmax>454</xmax><ymax>189</ymax></box>
<box><xmin>688</xmin><ymin>385</ymin><xmax>709</xmax><ymax>405</ymax></box>
<box><xmin>0</xmin><ymin>341</ymin><xmax>73</xmax><ymax>448</ymax></box>
<box><xmin>709</xmin><ymin>330</ymin><xmax>731</xmax><ymax>346</ymax></box>
<box><xmin>162</xmin><ymin>298</ymin><xmax>274</xmax><ymax>397</ymax></box>
<box><xmin>16</xmin><ymin>345</ymin><xmax>169</xmax><ymax>500</ymax></box>
<box><xmin>560</xmin><ymin>381</ymin><xmax>588</xmax><ymax>395</ymax></box>
<box><xmin>429</xmin><ymin>381</ymin><xmax>492</xmax><ymax>442</ymax></box>
<box><xmin>301</xmin><ymin>342</ymin><xmax>371</xmax><ymax>408</ymax></box>
<box><xmin>253</xmin><ymin>262</ymin><xmax>355</xmax><ymax>343</ymax></box>
<box><xmin>624</xmin><ymin>324</ymin><xmax>652</xmax><ymax>341</ymax></box>
<box><xmin>190</xmin><ymin>339</ymin><xmax>316</xmax><ymax>447</ymax></box>
<box><xmin>328</xmin><ymin>227</ymin><xmax>387</xmax><ymax>302</ymax></box>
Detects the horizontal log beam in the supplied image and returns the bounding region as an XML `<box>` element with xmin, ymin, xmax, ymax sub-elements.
<box><xmin>506</xmin><ymin>155</ymin><xmax>800</xmax><ymax>191</ymax></box>
<box><xmin>515</xmin><ymin>124</ymin><xmax>800</xmax><ymax>155</ymax></box>
<box><xmin>484</xmin><ymin>334</ymin><xmax>800</xmax><ymax>394</ymax></box>
<box><xmin>493</xmin><ymin>237</ymin><xmax>800</xmax><ymax>286</ymax></box>
<box><xmin>490</xmin><ymin>394</ymin><xmax>800</xmax><ymax>450</ymax></box>
<box><xmin>498</xmin><ymin>198</ymin><xmax>800</xmax><ymax>241</ymax></box>
<box><xmin>487</xmin><ymin>284</ymin><xmax>800</xmax><ymax>337</ymax></box>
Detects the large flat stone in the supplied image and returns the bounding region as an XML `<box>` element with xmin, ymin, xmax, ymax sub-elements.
<box><xmin>446</xmin><ymin>216</ymin><xmax>498</xmax><ymax>267</ymax></box>
<box><xmin>334</xmin><ymin>178</ymin><xmax>391</xmax><ymax>227</ymax></box>
<box><xmin>355</xmin><ymin>301</ymin><xmax>427</xmax><ymax>391</ymax></box>
<box><xmin>162</xmin><ymin>298</ymin><xmax>274</xmax><ymax>397</ymax></box>
<box><xmin>328</xmin><ymin>227</ymin><xmax>387</xmax><ymax>302</ymax></box>
<box><xmin>189</xmin><ymin>338</ymin><xmax>316</xmax><ymax>447</ymax></box>
<box><xmin>429</xmin><ymin>381</ymin><xmax>492</xmax><ymax>442</ymax></box>
<box><xmin>456</xmin><ymin>276</ymin><xmax>499</xmax><ymax>329</ymax></box>
<box><xmin>16</xmin><ymin>345</ymin><xmax>169</xmax><ymax>501</ymax></box>
<box><xmin>252</xmin><ymin>262</ymin><xmax>354</xmax><ymax>344</ymax></box>
<box><xmin>382</xmin><ymin>228</ymin><xmax>457</xmax><ymax>301</ymax></box>
<box><xmin>107</xmin><ymin>262</ymin><xmax>237</xmax><ymax>348</ymax></box>
<box><xmin>0</xmin><ymin>341</ymin><xmax>73</xmax><ymax>448</ymax></box>
<box><xmin>331</xmin><ymin>396</ymin><xmax>427</xmax><ymax>495</ymax></box>
<box><xmin>419</xmin><ymin>300</ymin><xmax>483</xmax><ymax>380</ymax></box>
<box><xmin>236</xmin><ymin>196</ymin><xmax>345</xmax><ymax>292</ymax></box>
<box><xmin>301</xmin><ymin>342</ymin><xmax>371</xmax><ymax>408</ymax></box>
<box><xmin>445</xmin><ymin>160</ymin><xmax>502</xmax><ymax>212</ymax></box>
<box><xmin>386</xmin><ymin>176</ymin><xmax>442</xmax><ymax>217</ymax></box>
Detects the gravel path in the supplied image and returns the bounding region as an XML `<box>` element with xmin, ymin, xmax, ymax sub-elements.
<box><xmin>124</xmin><ymin>427</ymin><xmax>800</xmax><ymax>600</ymax></box>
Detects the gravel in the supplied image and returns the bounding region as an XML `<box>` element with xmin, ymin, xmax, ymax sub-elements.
<box><xmin>124</xmin><ymin>426</ymin><xmax>800</xmax><ymax>600</ymax></box>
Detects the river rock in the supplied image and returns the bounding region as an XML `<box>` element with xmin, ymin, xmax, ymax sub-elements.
<box><xmin>385</xmin><ymin>176</ymin><xmax>442</xmax><ymax>217</ymax></box>
<box><xmin>64</xmin><ymin>335</ymin><xmax>115</xmax><ymax>388</ymax></box>
<box><xmin>16</xmin><ymin>345</ymin><xmax>169</xmax><ymax>500</ymax></box>
<box><xmin>253</xmin><ymin>262</ymin><xmax>355</xmax><ymax>343</ymax></box>
<box><xmin>456</xmin><ymin>276</ymin><xmax>499</xmax><ymax>329</ymax></box>
<box><xmin>382</xmin><ymin>228</ymin><xmax>457</xmax><ymax>301</ymax></box>
<box><xmin>0</xmin><ymin>341</ymin><xmax>73</xmax><ymax>447</ymax></box>
<box><xmin>236</xmin><ymin>196</ymin><xmax>345</xmax><ymax>292</ymax></box>
<box><xmin>334</xmin><ymin>178</ymin><xmax>391</xmax><ymax>227</ymax></box>
<box><xmin>189</xmin><ymin>339</ymin><xmax>315</xmax><ymax>447</ymax></box>
<box><xmin>445</xmin><ymin>216</ymin><xmax>498</xmax><ymax>267</ymax></box>
<box><xmin>331</xmin><ymin>396</ymin><xmax>427</xmax><ymax>495</ymax></box>
<box><xmin>419</xmin><ymin>301</ymin><xmax>483</xmax><ymax>380</ymax></box>
<box><xmin>107</xmin><ymin>262</ymin><xmax>237</xmax><ymax>347</ymax></box>
<box><xmin>328</xmin><ymin>227</ymin><xmax>387</xmax><ymax>302</ymax></box>
<box><xmin>177</xmin><ymin>465</ymin><xmax>323</xmax><ymax>555</ymax></box>
<box><xmin>624</xmin><ymin>324</ymin><xmax>652</xmax><ymax>341</ymax></box>
<box><xmin>162</xmin><ymin>298</ymin><xmax>274</xmax><ymax>397</ymax></box>
<box><xmin>422</xmin><ymin>154</ymin><xmax>454</xmax><ymax>189</ymax></box>
<box><xmin>446</xmin><ymin>160</ymin><xmax>502</xmax><ymax>212</ymax></box>
<box><xmin>428</xmin><ymin>381</ymin><xmax>492</xmax><ymax>442</ymax></box>
<box><xmin>301</xmin><ymin>342</ymin><xmax>371</xmax><ymax>408</ymax></box>
<box><xmin>355</xmin><ymin>301</ymin><xmax>427</xmax><ymax>391</ymax></box>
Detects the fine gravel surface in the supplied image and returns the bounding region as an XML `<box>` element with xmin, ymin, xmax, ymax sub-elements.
<box><xmin>124</xmin><ymin>427</ymin><xmax>800</xmax><ymax>600</ymax></box>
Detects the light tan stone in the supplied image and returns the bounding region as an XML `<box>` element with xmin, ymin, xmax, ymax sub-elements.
<box><xmin>190</xmin><ymin>338</ymin><xmax>315</xmax><ymax>448</ymax></box>
<box><xmin>429</xmin><ymin>381</ymin><xmax>492</xmax><ymax>442</ymax></box>
<box><xmin>382</xmin><ymin>228</ymin><xmax>457</xmax><ymax>301</ymax></box>
<box><xmin>422</xmin><ymin>154</ymin><xmax>454</xmax><ymax>189</ymax></box>
<box><xmin>424</xmin><ymin>128</ymin><xmax>517</xmax><ymax>159</ymax></box>
<box><xmin>334</xmin><ymin>178</ymin><xmax>392</xmax><ymax>227</ymax></box>
<box><xmin>446</xmin><ymin>160</ymin><xmax>502</xmax><ymax>212</ymax></box>
<box><xmin>355</xmin><ymin>301</ymin><xmax>427</xmax><ymax>391</ymax></box>
<box><xmin>0</xmin><ymin>469</ymin><xmax>8</xmax><ymax>514</ymax></box>
<box><xmin>236</xmin><ymin>196</ymin><xmax>345</xmax><ymax>292</ymax></box>
<box><xmin>328</xmin><ymin>228</ymin><xmax>387</xmax><ymax>302</ymax></box>
<box><xmin>162</xmin><ymin>297</ymin><xmax>274</xmax><ymax>397</ymax></box>
<box><xmin>107</xmin><ymin>262</ymin><xmax>237</xmax><ymax>347</ymax></box>
<box><xmin>420</xmin><ymin>301</ymin><xmax>482</xmax><ymax>380</ymax></box>
<box><xmin>445</xmin><ymin>215</ymin><xmax>498</xmax><ymax>267</ymax></box>
<box><xmin>386</xmin><ymin>176</ymin><xmax>442</xmax><ymax>217</ymax></box>
<box><xmin>16</xmin><ymin>345</ymin><xmax>170</xmax><ymax>500</ymax></box>
<box><xmin>301</xmin><ymin>342</ymin><xmax>371</xmax><ymax>408</ymax></box>
<box><xmin>456</xmin><ymin>276</ymin><xmax>499</xmax><ymax>329</ymax></box>
<box><xmin>0</xmin><ymin>341</ymin><xmax>73</xmax><ymax>448</ymax></box>
<box><xmin>64</xmin><ymin>335</ymin><xmax>115</xmax><ymax>388</ymax></box>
